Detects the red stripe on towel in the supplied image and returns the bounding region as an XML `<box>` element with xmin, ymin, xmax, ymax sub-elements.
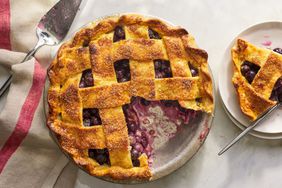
<box><xmin>0</xmin><ymin>0</ymin><xmax>11</xmax><ymax>50</ymax></box>
<box><xmin>0</xmin><ymin>61</ymin><xmax>46</xmax><ymax>173</ymax></box>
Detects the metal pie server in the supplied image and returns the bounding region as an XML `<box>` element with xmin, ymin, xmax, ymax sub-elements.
<box><xmin>0</xmin><ymin>0</ymin><xmax>82</xmax><ymax>97</ymax></box>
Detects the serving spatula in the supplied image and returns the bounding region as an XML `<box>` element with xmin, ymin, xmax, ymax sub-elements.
<box><xmin>0</xmin><ymin>0</ymin><xmax>82</xmax><ymax>97</ymax></box>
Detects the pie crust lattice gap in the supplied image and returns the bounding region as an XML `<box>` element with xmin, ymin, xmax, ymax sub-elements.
<box><xmin>47</xmin><ymin>14</ymin><xmax>214</xmax><ymax>180</ymax></box>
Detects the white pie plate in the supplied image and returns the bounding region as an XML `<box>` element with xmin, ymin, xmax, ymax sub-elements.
<box><xmin>218</xmin><ymin>21</ymin><xmax>282</xmax><ymax>138</ymax></box>
<box><xmin>44</xmin><ymin>13</ymin><xmax>215</xmax><ymax>184</ymax></box>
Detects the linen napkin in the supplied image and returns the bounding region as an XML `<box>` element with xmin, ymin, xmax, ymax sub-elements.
<box><xmin>0</xmin><ymin>0</ymin><xmax>76</xmax><ymax>187</ymax></box>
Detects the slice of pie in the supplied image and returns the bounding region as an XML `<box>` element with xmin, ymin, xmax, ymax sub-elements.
<box><xmin>232</xmin><ymin>38</ymin><xmax>282</xmax><ymax>121</ymax></box>
<box><xmin>47</xmin><ymin>14</ymin><xmax>214</xmax><ymax>180</ymax></box>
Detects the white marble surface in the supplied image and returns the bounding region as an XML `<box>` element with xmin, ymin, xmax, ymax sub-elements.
<box><xmin>2</xmin><ymin>0</ymin><xmax>282</xmax><ymax>187</ymax></box>
<box><xmin>71</xmin><ymin>0</ymin><xmax>282</xmax><ymax>188</ymax></box>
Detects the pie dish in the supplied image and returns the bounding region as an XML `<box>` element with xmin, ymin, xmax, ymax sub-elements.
<box><xmin>47</xmin><ymin>13</ymin><xmax>214</xmax><ymax>181</ymax></box>
<box><xmin>232</xmin><ymin>38</ymin><xmax>282</xmax><ymax>121</ymax></box>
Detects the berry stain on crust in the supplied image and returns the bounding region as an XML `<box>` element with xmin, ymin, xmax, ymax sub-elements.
<box><xmin>261</xmin><ymin>40</ymin><xmax>272</xmax><ymax>47</ymax></box>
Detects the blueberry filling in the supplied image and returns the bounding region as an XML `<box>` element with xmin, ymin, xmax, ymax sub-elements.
<box><xmin>82</xmin><ymin>39</ymin><xmax>90</xmax><ymax>47</ymax></box>
<box><xmin>113</xmin><ymin>26</ymin><xmax>125</xmax><ymax>42</ymax></box>
<box><xmin>195</xmin><ymin>98</ymin><xmax>202</xmax><ymax>105</ymax></box>
<box><xmin>154</xmin><ymin>59</ymin><xmax>172</xmax><ymax>78</ymax></box>
<box><xmin>122</xmin><ymin>101</ymin><xmax>150</xmax><ymax>167</ymax></box>
<box><xmin>122</xmin><ymin>97</ymin><xmax>199</xmax><ymax>166</ymax></box>
<box><xmin>87</xmin><ymin>97</ymin><xmax>199</xmax><ymax>167</ymax></box>
<box><xmin>88</xmin><ymin>149</ymin><xmax>110</xmax><ymax>165</ymax></box>
<box><xmin>240</xmin><ymin>61</ymin><xmax>260</xmax><ymax>84</ymax></box>
<box><xmin>269</xmin><ymin>77</ymin><xmax>282</xmax><ymax>102</ymax></box>
<box><xmin>83</xmin><ymin>108</ymin><xmax>102</xmax><ymax>126</ymax></box>
<box><xmin>161</xmin><ymin>100</ymin><xmax>178</xmax><ymax>107</ymax></box>
<box><xmin>79</xmin><ymin>69</ymin><xmax>94</xmax><ymax>88</ymax></box>
<box><xmin>130</xmin><ymin>149</ymin><xmax>140</xmax><ymax>166</ymax></box>
<box><xmin>114</xmin><ymin>59</ymin><xmax>131</xmax><ymax>82</ymax></box>
<box><xmin>148</xmin><ymin>28</ymin><xmax>161</xmax><ymax>39</ymax></box>
<box><xmin>269</xmin><ymin>48</ymin><xmax>282</xmax><ymax>101</ymax></box>
<box><xmin>273</xmin><ymin>48</ymin><xmax>282</xmax><ymax>55</ymax></box>
<box><xmin>140</xmin><ymin>98</ymin><xmax>151</xmax><ymax>106</ymax></box>
<box><xmin>188</xmin><ymin>63</ymin><xmax>199</xmax><ymax>77</ymax></box>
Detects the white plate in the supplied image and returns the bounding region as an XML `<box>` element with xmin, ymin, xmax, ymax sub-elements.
<box><xmin>220</xmin><ymin>95</ymin><xmax>282</xmax><ymax>139</ymax></box>
<box><xmin>218</xmin><ymin>21</ymin><xmax>282</xmax><ymax>136</ymax></box>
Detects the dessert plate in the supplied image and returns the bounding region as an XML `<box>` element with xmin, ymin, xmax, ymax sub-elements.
<box><xmin>219</xmin><ymin>21</ymin><xmax>282</xmax><ymax>137</ymax></box>
<box><xmin>44</xmin><ymin>13</ymin><xmax>215</xmax><ymax>183</ymax></box>
<box><xmin>220</xmin><ymin>96</ymin><xmax>282</xmax><ymax>139</ymax></box>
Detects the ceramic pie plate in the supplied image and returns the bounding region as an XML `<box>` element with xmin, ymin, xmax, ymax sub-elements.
<box><xmin>219</xmin><ymin>21</ymin><xmax>282</xmax><ymax>138</ymax></box>
<box><xmin>44</xmin><ymin>13</ymin><xmax>215</xmax><ymax>184</ymax></box>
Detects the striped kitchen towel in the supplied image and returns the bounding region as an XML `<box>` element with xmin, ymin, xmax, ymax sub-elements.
<box><xmin>0</xmin><ymin>0</ymin><xmax>74</xmax><ymax>187</ymax></box>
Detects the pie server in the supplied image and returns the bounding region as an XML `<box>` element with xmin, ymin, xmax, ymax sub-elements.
<box><xmin>0</xmin><ymin>0</ymin><xmax>82</xmax><ymax>97</ymax></box>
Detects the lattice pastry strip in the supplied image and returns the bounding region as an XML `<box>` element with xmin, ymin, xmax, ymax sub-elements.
<box><xmin>99</xmin><ymin>107</ymin><xmax>132</xmax><ymax>168</ymax></box>
<box><xmin>88</xmin><ymin>31</ymin><xmax>133</xmax><ymax>169</ymax></box>
<box><xmin>51</xmin><ymin>120</ymin><xmax>107</xmax><ymax>149</ymax></box>
<box><xmin>176</xmin><ymin>35</ymin><xmax>213</xmax><ymax>113</ymax></box>
<box><xmin>162</xmin><ymin>35</ymin><xmax>203</xmax><ymax>110</ymax></box>
<box><xmin>252</xmin><ymin>53</ymin><xmax>282</xmax><ymax>98</ymax></box>
<box><xmin>126</xmin><ymin>25</ymin><xmax>156</xmax><ymax>100</ymax></box>
<box><xmin>57</xmin><ymin>46</ymin><xmax>91</xmax><ymax>84</ymax></box>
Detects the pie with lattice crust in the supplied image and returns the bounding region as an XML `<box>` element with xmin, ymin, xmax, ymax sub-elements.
<box><xmin>232</xmin><ymin>39</ymin><xmax>282</xmax><ymax>121</ymax></box>
<box><xmin>47</xmin><ymin>14</ymin><xmax>214</xmax><ymax>180</ymax></box>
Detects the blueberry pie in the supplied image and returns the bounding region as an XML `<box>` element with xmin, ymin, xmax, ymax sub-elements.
<box><xmin>232</xmin><ymin>39</ymin><xmax>282</xmax><ymax>121</ymax></box>
<box><xmin>47</xmin><ymin>14</ymin><xmax>214</xmax><ymax>180</ymax></box>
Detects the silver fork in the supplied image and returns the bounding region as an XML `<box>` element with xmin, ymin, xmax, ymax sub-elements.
<box><xmin>0</xmin><ymin>0</ymin><xmax>82</xmax><ymax>97</ymax></box>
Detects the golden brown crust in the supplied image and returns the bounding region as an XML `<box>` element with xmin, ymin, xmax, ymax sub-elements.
<box><xmin>47</xmin><ymin>13</ymin><xmax>214</xmax><ymax>180</ymax></box>
<box><xmin>232</xmin><ymin>39</ymin><xmax>281</xmax><ymax>121</ymax></box>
